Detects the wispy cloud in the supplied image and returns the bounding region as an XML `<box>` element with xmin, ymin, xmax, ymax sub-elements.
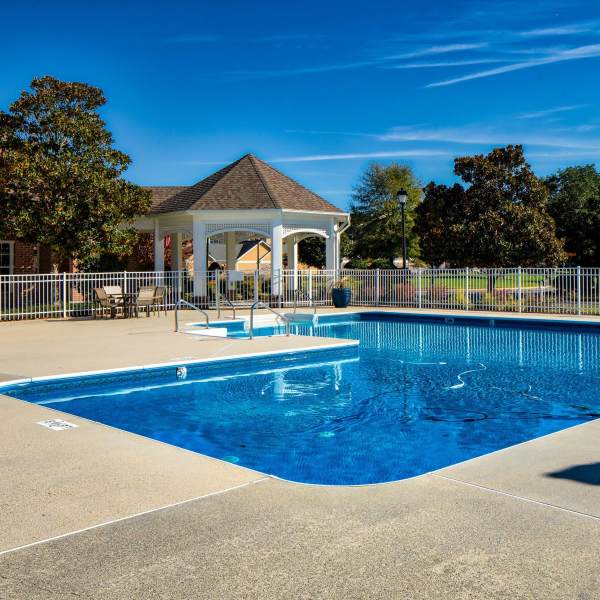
<box><xmin>228</xmin><ymin>60</ymin><xmax>376</xmax><ymax>79</ymax></box>
<box><xmin>284</xmin><ymin>128</ymin><xmax>374</xmax><ymax>138</ymax></box>
<box><xmin>527</xmin><ymin>149</ymin><xmax>600</xmax><ymax>159</ymax></box>
<box><xmin>519</xmin><ymin>23</ymin><xmax>597</xmax><ymax>38</ymax></box>
<box><xmin>178</xmin><ymin>149</ymin><xmax>450</xmax><ymax>167</ymax></box>
<box><xmin>163</xmin><ymin>34</ymin><xmax>220</xmax><ymax>44</ymax></box>
<box><xmin>382</xmin><ymin>43</ymin><xmax>488</xmax><ymax>60</ymax></box>
<box><xmin>286</xmin><ymin>123</ymin><xmax>600</xmax><ymax>152</ymax></box>
<box><xmin>515</xmin><ymin>104</ymin><xmax>588</xmax><ymax>119</ymax></box>
<box><xmin>229</xmin><ymin>43</ymin><xmax>488</xmax><ymax>79</ymax></box>
<box><xmin>255</xmin><ymin>33</ymin><xmax>319</xmax><ymax>43</ymax></box>
<box><xmin>268</xmin><ymin>150</ymin><xmax>450</xmax><ymax>163</ymax></box>
<box><xmin>379</xmin><ymin>124</ymin><xmax>600</xmax><ymax>151</ymax></box>
<box><xmin>387</xmin><ymin>58</ymin><xmax>508</xmax><ymax>69</ymax></box>
<box><xmin>426</xmin><ymin>43</ymin><xmax>600</xmax><ymax>87</ymax></box>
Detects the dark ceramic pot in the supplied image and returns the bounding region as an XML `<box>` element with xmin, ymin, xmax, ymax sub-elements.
<box><xmin>332</xmin><ymin>287</ymin><xmax>352</xmax><ymax>308</ymax></box>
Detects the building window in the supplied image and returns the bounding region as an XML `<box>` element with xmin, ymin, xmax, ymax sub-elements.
<box><xmin>0</xmin><ymin>241</ymin><xmax>14</xmax><ymax>275</ymax></box>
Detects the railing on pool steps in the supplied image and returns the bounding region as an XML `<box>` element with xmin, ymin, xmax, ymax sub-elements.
<box><xmin>249</xmin><ymin>301</ymin><xmax>290</xmax><ymax>339</ymax></box>
<box><xmin>174</xmin><ymin>299</ymin><xmax>210</xmax><ymax>332</ymax></box>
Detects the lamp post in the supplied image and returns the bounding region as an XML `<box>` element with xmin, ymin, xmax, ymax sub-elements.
<box><xmin>397</xmin><ymin>189</ymin><xmax>408</xmax><ymax>270</ymax></box>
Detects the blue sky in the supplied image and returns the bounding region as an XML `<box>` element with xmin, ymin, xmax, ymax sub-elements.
<box><xmin>2</xmin><ymin>0</ymin><xmax>600</xmax><ymax>210</ymax></box>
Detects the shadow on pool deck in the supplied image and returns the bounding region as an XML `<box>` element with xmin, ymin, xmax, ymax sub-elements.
<box><xmin>547</xmin><ymin>462</ymin><xmax>600</xmax><ymax>486</ymax></box>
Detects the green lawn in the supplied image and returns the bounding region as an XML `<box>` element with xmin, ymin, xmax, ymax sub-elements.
<box><xmin>391</xmin><ymin>273</ymin><xmax>547</xmax><ymax>290</ymax></box>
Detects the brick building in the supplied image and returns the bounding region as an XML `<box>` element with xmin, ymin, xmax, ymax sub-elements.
<box><xmin>0</xmin><ymin>240</ymin><xmax>57</xmax><ymax>275</ymax></box>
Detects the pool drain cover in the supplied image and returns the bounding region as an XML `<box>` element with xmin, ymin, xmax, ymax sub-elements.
<box><xmin>37</xmin><ymin>419</ymin><xmax>78</xmax><ymax>431</ymax></box>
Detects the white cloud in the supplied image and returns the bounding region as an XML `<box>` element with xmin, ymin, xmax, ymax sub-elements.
<box><xmin>228</xmin><ymin>60</ymin><xmax>376</xmax><ymax>79</ymax></box>
<box><xmin>379</xmin><ymin>124</ymin><xmax>600</xmax><ymax>151</ymax></box>
<box><xmin>230</xmin><ymin>43</ymin><xmax>489</xmax><ymax>79</ymax></box>
<box><xmin>269</xmin><ymin>150</ymin><xmax>451</xmax><ymax>163</ymax></box>
<box><xmin>519</xmin><ymin>24</ymin><xmax>596</xmax><ymax>38</ymax></box>
<box><xmin>515</xmin><ymin>105</ymin><xmax>588</xmax><ymax>119</ymax></box>
<box><xmin>383</xmin><ymin>43</ymin><xmax>488</xmax><ymax>60</ymax></box>
<box><xmin>387</xmin><ymin>58</ymin><xmax>508</xmax><ymax>69</ymax></box>
<box><xmin>527</xmin><ymin>150</ymin><xmax>600</xmax><ymax>159</ymax></box>
<box><xmin>163</xmin><ymin>35</ymin><xmax>220</xmax><ymax>43</ymax></box>
<box><xmin>178</xmin><ymin>149</ymin><xmax>451</xmax><ymax>167</ymax></box>
<box><xmin>426</xmin><ymin>43</ymin><xmax>600</xmax><ymax>87</ymax></box>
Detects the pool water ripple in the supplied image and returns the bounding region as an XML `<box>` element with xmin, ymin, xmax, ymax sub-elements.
<box><xmin>3</xmin><ymin>314</ymin><xmax>600</xmax><ymax>484</ymax></box>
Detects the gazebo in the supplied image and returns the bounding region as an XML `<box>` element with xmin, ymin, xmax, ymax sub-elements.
<box><xmin>134</xmin><ymin>154</ymin><xmax>350</xmax><ymax>301</ymax></box>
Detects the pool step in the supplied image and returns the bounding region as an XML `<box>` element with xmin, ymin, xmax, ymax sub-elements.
<box><xmin>183</xmin><ymin>327</ymin><xmax>228</xmax><ymax>338</ymax></box>
<box><xmin>283</xmin><ymin>313</ymin><xmax>318</xmax><ymax>325</ymax></box>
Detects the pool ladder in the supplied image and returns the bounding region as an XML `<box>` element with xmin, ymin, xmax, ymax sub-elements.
<box><xmin>216</xmin><ymin>292</ymin><xmax>237</xmax><ymax>320</ymax></box>
<box><xmin>249</xmin><ymin>301</ymin><xmax>290</xmax><ymax>339</ymax></box>
<box><xmin>291</xmin><ymin>289</ymin><xmax>317</xmax><ymax>315</ymax></box>
<box><xmin>174</xmin><ymin>299</ymin><xmax>210</xmax><ymax>332</ymax></box>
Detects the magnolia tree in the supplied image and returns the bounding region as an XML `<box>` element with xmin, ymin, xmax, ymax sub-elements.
<box><xmin>0</xmin><ymin>76</ymin><xmax>151</xmax><ymax>270</ymax></box>
<box><xmin>415</xmin><ymin>145</ymin><xmax>566</xmax><ymax>269</ymax></box>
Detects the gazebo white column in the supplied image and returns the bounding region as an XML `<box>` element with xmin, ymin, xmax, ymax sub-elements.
<box><xmin>325</xmin><ymin>220</ymin><xmax>336</xmax><ymax>272</ymax></box>
<box><xmin>192</xmin><ymin>217</ymin><xmax>207</xmax><ymax>299</ymax></box>
<box><xmin>154</xmin><ymin>220</ymin><xmax>164</xmax><ymax>272</ymax></box>
<box><xmin>271</xmin><ymin>219</ymin><xmax>283</xmax><ymax>297</ymax></box>
<box><xmin>171</xmin><ymin>232</ymin><xmax>183</xmax><ymax>271</ymax></box>
<box><xmin>334</xmin><ymin>227</ymin><xmax>341</xmax><ymax>272</ymax></box>
<box><xmin>225</xmin><ymin>232</ymin><xmax>237</xmax><ymax>271</ymax></box>
<box><xmin>286</xmin><ymin>236</ymin><xmax>298</xmax><ymax>290</ymax></box>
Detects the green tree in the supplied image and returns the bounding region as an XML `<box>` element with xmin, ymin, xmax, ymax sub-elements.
<box><xmin>415</xmin><ymin>145</ymin><xmax>566</xmax><ymax>268</ymax></box>
<box><xmin>0</xmin><ymin>76</ymin><xmax>151</xmax><ymax>268</ymax></box>
<box><xmin>298</xmin><ymin>236</ymin><xmax>325</xmax><ymax>267</ymax></box>
<box><xmin>298</xmin><ymin>233</ymin><xmax>353</xmax><ymax>268</ymax></box>
<box><xmin>348</xmin><ymin>162</ymin><xmax>421</xmax><ymax>267</ymax></box>
<box><xmin>545</xmin><ymin>165</ymin><xmax>600</xmax><ymax>266</ymax></box>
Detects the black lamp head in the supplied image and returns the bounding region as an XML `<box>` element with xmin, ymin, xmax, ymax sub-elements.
<box><xmin>396</xmin><ymin>189</ymin><xmax>408</xmax><ymax>205</ymax></box>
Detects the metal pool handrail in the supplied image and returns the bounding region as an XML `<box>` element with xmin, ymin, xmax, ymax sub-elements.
<box><xmin>249</xmin><ymin>301</ymin><xmax>290</xmax><ymax>339</ymax></box>
<box><xmin>174</xmin><ymin>299</ymin><xmax>210</xmax><ymax>332</ymax></box>
<box><xmin>292</xmin><ymin>289</ymin><xmax>317</xmax><ymax>314</ymax></box>
<box><xmin>216</xmin><ymin>292</ymin><xmax>237</xmax><ymax>320</ymax></box>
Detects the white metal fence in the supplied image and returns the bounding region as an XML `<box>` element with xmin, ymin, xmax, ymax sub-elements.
<box><xmin>1</xmin><ymin>267</ymin><xmax>599</xmax><ymax>320</ymax></box>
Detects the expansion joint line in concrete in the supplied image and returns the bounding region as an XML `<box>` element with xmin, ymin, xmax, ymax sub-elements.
<box><xmin>431</xmin><ymin>473</ymin><xmax>600</xmax><ymax>522</ymax></box>
<box><xmin>0</xmin><ymin>476</ymin><xmax>270</xmax><ymax>558</ymax></box>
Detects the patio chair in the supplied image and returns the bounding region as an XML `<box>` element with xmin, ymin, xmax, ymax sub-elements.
<box><xmin>153</xmin><ymin>286</ymin><xmax>167</xmax><ymax>316</ymax></box>
<box><xmin>135</xmin><ymin>285</ymin><xmax>156</xmax><ymax>317</ymax></box>
<box><xmin>93</xmin><ymin>287</ymin><xmax>121</xmax><ymax>319</ymax></box>
<box><xmin>103</xmin><ymin>285</ymin><xmax>124</xmax><ymax>300</ymax></box>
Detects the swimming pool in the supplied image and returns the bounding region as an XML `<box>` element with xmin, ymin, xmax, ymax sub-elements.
<box><xmin>2</xmin><ymin>313</ymin><xmax>600</xmax><ymax>485</ymax></box>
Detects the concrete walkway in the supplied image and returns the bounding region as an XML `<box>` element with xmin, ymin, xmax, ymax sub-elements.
<box><xmin>0</xmin><ymin>310</ymin><xmax>356</xmax><ymax>381</ymax></box>
<box><xmin>1</xmin><ymin>310</ymin><xmax>600</xmax><ymax>598</ymax></box>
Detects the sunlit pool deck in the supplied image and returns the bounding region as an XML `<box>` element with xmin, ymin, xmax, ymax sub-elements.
<box><xmin>2</xmin><ymin>308</ymin><xmax>600</xmax><ymax>599</ymax></box>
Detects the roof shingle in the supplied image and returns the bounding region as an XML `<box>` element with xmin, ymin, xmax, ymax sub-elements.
<box><xmin>146</xmin><ymin>154</ymin><xmax>343</xmax><ymax>214</ymax></box>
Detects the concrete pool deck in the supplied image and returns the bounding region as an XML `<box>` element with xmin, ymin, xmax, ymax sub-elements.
<box><xmin>1</xmin><ymin>308</ymin><xmax>600</xmax><ymax>598</ymax></box>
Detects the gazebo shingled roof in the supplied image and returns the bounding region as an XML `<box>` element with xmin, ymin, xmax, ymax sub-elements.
<box><xmin>146</xmin><ymin>154</ymin><xmax>343</xmax><ymax>214</ymax></box>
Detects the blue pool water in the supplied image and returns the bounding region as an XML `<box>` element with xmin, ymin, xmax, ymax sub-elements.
<box><xmin>3</xmin><ymin>313</ymin><xmax>600</xmax><ymax>485</ymax></box>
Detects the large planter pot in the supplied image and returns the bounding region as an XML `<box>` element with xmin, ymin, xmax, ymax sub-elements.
<box><xmin>332</xmin><ymin>287</ymin><xmax>352</xmax><ymax>308</ymax></box>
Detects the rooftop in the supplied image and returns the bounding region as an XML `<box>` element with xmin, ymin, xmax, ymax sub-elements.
<box><xmin>146</xmin><ymin>154</ymin><xmax>344</xmax><ymax>215</ymax></box>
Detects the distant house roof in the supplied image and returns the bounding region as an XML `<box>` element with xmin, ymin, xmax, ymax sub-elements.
<box><xmin>146</xmin><ymin>154</ymin><xmax>343</xmax><ymax>215</ymax></box>
<box><xmin>207</xmin><ymin>239</ymin><xmax>270</xmax><ymax>263</ymax></box>
<box><xmin>236</xmin><ymin>239</ymin><xmax>270</xmax><ymax>259</ymax></box>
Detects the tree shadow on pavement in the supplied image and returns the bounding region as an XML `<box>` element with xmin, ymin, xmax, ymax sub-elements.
<box><xmin>547</xmin><ymin>462</ymin><xmax>600</xmax><ymax>486</ymax></box>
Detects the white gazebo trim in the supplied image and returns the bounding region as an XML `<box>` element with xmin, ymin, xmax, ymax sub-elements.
<box><xmin>137</xmin><ymin>208</ymin><xmax>349</xmax><ymax>301</ymax></box>
<box><xmin>206</xmin><ymin>223</ymin><xmax>272</xmax><ymax>238</ymax></box>
<box><xmin>282</xmin><ymin>224</ymin><xmax>329</xmax><ymax>239</ymax></box>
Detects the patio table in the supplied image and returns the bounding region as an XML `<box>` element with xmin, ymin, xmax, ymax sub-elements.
<box><xmin>106</xmin><ymin>292</ymin><xmax>138</xmax><ymax>318</ymax></box>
